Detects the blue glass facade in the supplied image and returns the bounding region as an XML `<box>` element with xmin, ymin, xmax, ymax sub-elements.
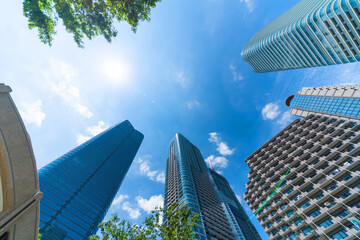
<box><xmin>242</xmin><ymin>0</ymin><xmax>360</xmax><ymax>72</ymax></box>
<box><xmin>39</xmin><ymin>120</ymin><xmax>143</xmax><ymax>240</ymax></box>
<box><xmin>165</xmin><ymin>134</ymin><xmax>207</xmax><ymax>240</ymax></box>
<box><xmin>289</xmin><ymin>95</ymin><xmax>360</xmax><ymax>118</ymax></box>
<box><xmin>209</xmin><ymin>169</ymin><xmax>262</xmax><ymax>240</ymax></box>
<box><xmin>165</xmin><ymin>134</ymin><xmax>240</xmax><ymax>240</ymax></box>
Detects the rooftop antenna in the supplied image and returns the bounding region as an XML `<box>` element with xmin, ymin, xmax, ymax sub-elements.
<box><xmin>215</xmin><ymin>161</ymin><xmax>223</xmax><ymax>173</ymax></box>
<box><xmin>208</xmin><ymin>158</ymin><xmax>215</xmax><ymax>171</ymax></box>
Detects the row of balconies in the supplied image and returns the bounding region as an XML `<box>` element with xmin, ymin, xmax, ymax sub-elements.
<box><xmin>255</xmin><ymin>175</ymin><xmax>359</xmax><ymax>229</ymax></box>
<box><xmin>247</xmin><ymin>136</ymin><xmax>359</xmax><ymax>187</ymax></box>
<box><xmin>245</xmin><ymin>140</ymin><xmax>359</xmax><ymax>198</ymax></box>
<box><xmin>246</xmin><ymin>118</ymin><xmax>359</xmax><ymax>171</ymax></box>
<box><xmin>246</xmin><ymin>153</ymin><xmax>357</xmax><ymax>204</ymax></box>
<box><xmin>249</xmin><ymin>126</ymin><xmax>359</xmax><ymax>175</ymax></box>
<box><xmin>264</xmin><ymin>191</ymin><xmax>360</xmax><ymax>239</ymax></box>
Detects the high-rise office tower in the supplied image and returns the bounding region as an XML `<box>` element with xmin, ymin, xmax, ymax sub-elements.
<box><xmin>244</xmin><ymin>85</ymin><xmax>360</xmax><ymax>239</ymax></box>
<box><xmin>242</xmin><ymin>0</ymin><xmax>360</xmax><ymax>73</ymax></box>
<box><xmin>39</xmin><ymin>120</ymin><xmax>143</xmax><ymax>240</ymax></box>
<box><xmin>165</xmin><ymin>133</ymin><xmax>260</xmax><ymax>240</ymax></box>
<box><xmin>209</xmin><ymin>169</ymin><xmax>262</xmax><ymax>240</ymax></box>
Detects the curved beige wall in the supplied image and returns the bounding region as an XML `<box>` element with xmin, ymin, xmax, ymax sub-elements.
<box><xmin>0</xmin><ymin>84</ymin><xmax>42</xmax><ymax>240</ymax></box>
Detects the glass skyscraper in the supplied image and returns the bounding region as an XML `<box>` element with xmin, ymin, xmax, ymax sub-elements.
<box><xmin>242</xmin><ymin>0</ymin><xmax>360</xmax><ymax>72</ymax></box>
<box><xmin>244</xmin><ymin>85</ymin><xmax>360</xmax><ymax>239</ymax></box>
<box><xmin>209</xmin><ymin>169</ymin><xmax>262</xmax><ymax>240</ymax></box>
<box><xmin>164</xmin><ymin>133</ymin><xmax>260</xmax><ymax>240</ymax></box>
<box><xmin>39</xmin><ymin>120</ymin><xmax>143</xmax><ymax>240</ymax></box>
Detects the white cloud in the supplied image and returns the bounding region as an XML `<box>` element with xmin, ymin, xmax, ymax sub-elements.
<box><xmin>156</xmin><ymin>172</ymin><xmax>165</xmax><ymax>184</ymax></box>
<box><xmin>76</xmin><ymin>135</ymin><xmax>91</xmax><ymax>145</ymax></box>
<box><xmin>100</xmin><ymin>57</ymin><xmax>132</xmax><ymax>87</ymax></box>
<box><xmin>217</xmin><ymin>142</ymin><xmax>234</xmax><ymax>156</ymax></box>
<box><xmin>122</xmin><ymin>202</ymin><xmax>141</xmax><ymax>219</ymax></box>
<box><xmin>136</xmin><ymin>195</ymin><xmax>164</xmax><ymax>214</ymax></box>
<box><xmin>240</xmin><ymin>0</ymin><xmax>254</xmax><ymax>13</ymax></box>
<box><xmin>43</xmin><ymin>60</ymin><xmax>93</xmax><ymax>118</ymax></box>
<box><xmin>229</xmin><ymin>64</ymin><xmax>244</xmax><ymax>81</ymax></box>
<box><xmin>261</xmin><ymin>103</ymin><xmax>281</xmax><ymax>120</ymax></box>
<box><xmin>205</xmin><ymin>155</ymin><xmax>228</xmax><ymax>169</ymax></box>
<box><xmin>136</xmin><ymin>157</ymin><xmax>165</xmax><ymax>184</ymax></box>
<box><xmin>187</xmin><ymin>100</ymin><xmax>200</xmax><ymax>109</ymax></box>
<box><xmin>87</xmin><ymin>121</ymin><xmax>109</xmax><ymax>136</ymax></box>
<box><xmin>299</xmin><ymin>62</ymin><xmax>360</xmax><ymax>86</ymax></box>
<box><xmin>19</xmin><ymin>99</ymin><xmax>46</xmax><ymax>127</ymax></box>
<box><xmin>112</xmin><ymin>194</ymin><xmax>129</xmax><ymax>207</ymax></box>
<box><xmin>276</xmin><ymin>111</ymin><xmax>294</xmax><ymax>128</ymax></box>
<box><xmin>208</xmin><ymin>132</ymin><xmax>235</xmax><ymax>156</ymax></box>
<box><xmin>236</xmin><ymin>194</ymin><xmax>243</xmax><ymax>204</ymax></box>
<box><xmin>77</xmin><ymin>121</ymin><xmax>109</xmax><ymax>145</ymax></box>
<box><xmin>176</xmin><ymin>72</ymin><xmax>190</xmax><ymax>89</ymax></box>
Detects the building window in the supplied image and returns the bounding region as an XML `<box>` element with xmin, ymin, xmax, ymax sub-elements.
<box><xmin>330</xmin><ymin>229</ymin><xmax>348</xmax><ymax>239</ymax></box>
<box><xmin>335</xmin><ymin>210</ymin><xmax>349</xmax><ymax>218</ymax></box>
<box><xmin>319</xmin><ymin>218</ymin><xmax>333</xmax><ymax>228</ymax></box>
<box><xmin>309</xmin><ymin>210</ymin><xmax>321</xmax><ymax>218</ymax></box>
<box><xmin>286</xmin><ymin>209</ymin><xmax>294</xmax><ymax>217</ymax></box>
<box><xmin>302</xmin><ymin>226</ymin><xmax>312</xmax><ymax>235</ymax></box>
<box><xmin>271</xmin><ymin>229</ymin><xmax>278</xmax><ymax>236</ymax></box>
<box><xmin>294</xmin><ymin>218</ymin><xmax>303</xmax><ymax>226</ymax></box>
<box><xmin>285</xmin><ymin>188</ymin><xmax>294</xmax><ymax>194</ymax></box>
<box><xmin>281</xmin><ymin>224</ymin><xmax>289</xmax><ymax>231</ymax></box>
<box><xmin>288</xmin><ymin>232</ymin><xmax>297</xmax><ymax>240</ymax></box>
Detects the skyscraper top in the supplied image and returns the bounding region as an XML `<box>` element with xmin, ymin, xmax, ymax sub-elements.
<box><xmin>286</xmin><ymin>84</ymin><xmax>360</xmax><ymax>119</ymax></box>
<box><xmin>165</xmin><ymin>133</ymin><xmax>260</xmax><ymax>240</ymax></box>
<box><xmin>245</xmin><ymin>0</ymin><xmax>323</xmax><ymax>44</ymax></box>
<box><xmin>242</xmin><ymin>0</ymin><xmax>360</xmax><ymax>72</ymax></box>
<box><xmin>39</xmin><ymin>120</ymin><xmax>143</xmax><ymax>239</ymax></box>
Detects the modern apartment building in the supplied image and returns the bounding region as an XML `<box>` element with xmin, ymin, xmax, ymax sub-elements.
<box><xmin>39</xmin><ymin>120</ymin><xmax>143</xmax><ymax>240</ymax></box>
<box><xmin>209</xmin><ymin>169</ymin><xmax>262</xmax><ymax>240</ymax></box>
<box><xmin>164</xmin><ymin>133</ymin><xmax>260</xmax><ymax>240</ymax></box>
<box><xmin>0</xmin><ymin>84</ymin><xmax>42</xmax><ymax>240</ymax></box>
<box><xmin>244</xmin><ymin>85</ymin><xmax>360</xmax><ymax>239</ymax></box>
<box><xmin>242</xmin><ymin>0</ymin><xmax>360</xmax><ymax>73</ymax></box>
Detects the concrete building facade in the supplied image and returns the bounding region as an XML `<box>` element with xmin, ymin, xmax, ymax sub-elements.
<box><xmin>0</xmin><ymin>84</ymin><xmax>42</xmax><ymax>240</ymax></box>
<box><xmin>39</xmin><ymin>120</ymin><xmax>143</xmax><ymax>240</ymax></box>
<box><xmin>242</xmin><ymin>0</ymin><xmax>360</xmax><ymax>73</ymax></box>
<box><xmin>244</xmin><ymin>85</ymin><xmax>360</xmax><ymax>239</ymax></box>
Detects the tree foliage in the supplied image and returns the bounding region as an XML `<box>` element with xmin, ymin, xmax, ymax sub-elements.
<box><xmin>90</xmin><ymin>204</ymin><xmax>199</xmax><ymax>240</ymax></box>
<box><xmin>23</xmin><ymin>0</ymin><xmax>161</xmax><ymax>47</ymax></box>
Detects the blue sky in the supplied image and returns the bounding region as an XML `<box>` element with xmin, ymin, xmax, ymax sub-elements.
<box><xmin>1</xmin><ymin>0</ymin><xmax>360</xmax><ymax>239</ymax></box>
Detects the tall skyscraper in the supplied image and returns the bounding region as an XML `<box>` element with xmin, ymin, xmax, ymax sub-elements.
<box><xmin>39</xmin><ymin>120</ymin><xmax>143</xmax><ymax>240</ymax></box>
<box><xmin>164</xmin><ymin>133</ymin><xmax>260</xmax><ymax>240</ymax></box>
<box><xmin>209</xmin><ymin>169</ymin><xmax>262</xmax><ymax>240</ymax></box>
<box><xmin>242</xmin><ymin>0</ymin><xmax>360</xmax><ymax>73</ymax></box>
<box><xmin>244</xmin><ymin>85</ymin><xmax>360</xmax><ymax>239</ymax></box>
<box><xmin>0</xmin><ymin>84</ymin><xmax>42</xmax><ymax>240</ymax></box>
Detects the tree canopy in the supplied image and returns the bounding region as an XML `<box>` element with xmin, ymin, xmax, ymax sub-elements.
<box><xmin>23</xmin><ymin>0</ymin><xmax>161</xmax><ymax>47</ymax></box>
<box><xmin>90</xmin><ymin>204</ymin><xmax>199</xmax><ymax>240</ymax></box>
